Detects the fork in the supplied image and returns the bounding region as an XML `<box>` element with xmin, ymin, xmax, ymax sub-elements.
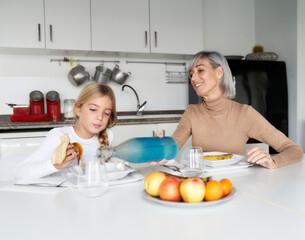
<box><xmin>162</xmin><ymin>165</ymin><xmax>181</xmax><ymax>172</ymax></box>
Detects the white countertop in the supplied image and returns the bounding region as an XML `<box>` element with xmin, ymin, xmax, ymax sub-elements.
<box><xmin>0</xmin><ymin>158</ymin><xmax>305</xmax><ymax>240</ymax></box>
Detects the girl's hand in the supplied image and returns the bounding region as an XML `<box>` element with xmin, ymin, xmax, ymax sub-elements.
<box><xmin>54</xmin><ymin>144</ymin><xmax>78</xmax><ymax>170</ymax></box>
<box><xmin>246</xmin><ymin>147</ymin><xmax>275</xmax><ymax>169</ymax></box>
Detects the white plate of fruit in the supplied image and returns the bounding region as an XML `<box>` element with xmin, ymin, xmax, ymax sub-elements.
<box><xmin>143</xmin><ymin>172</ymin><xmax>236</xmax><ymax>208</ymax></box>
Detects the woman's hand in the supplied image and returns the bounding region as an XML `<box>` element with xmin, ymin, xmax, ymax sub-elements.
<box><xmin>246</xmin><ymin>147</ymin><xmax>275</xmax><ymax>169</ymax></box>
<box><xmin>148</xmin><ymin>131</ymin><xmax>168</xmax><ymax>165</ymax></box>
<box><xmin>54</xmin><ymin>144</ymin><xmax>78</xmax><ymax>170</ymax></box>
<box><xmin>149</xmin><ymin>159</ymin><xmax>168</xmax><ymax>165</ymax></box>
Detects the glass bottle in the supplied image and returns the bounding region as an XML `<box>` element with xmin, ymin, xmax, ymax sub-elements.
<box><xmin>96</xmin><ymin>137</ymin><xmax>179</xmax><ymax>163</ymax></box>
<box><xmin>63</xmin><ymin>99</ymin><xmax>76</xmax><ymax>119</ymax></box>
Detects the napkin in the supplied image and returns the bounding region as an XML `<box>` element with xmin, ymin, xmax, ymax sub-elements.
<box><xmin>14</xmin><ymin>175</ymin><xmax>67</xmax><ymax>187</ymax></box>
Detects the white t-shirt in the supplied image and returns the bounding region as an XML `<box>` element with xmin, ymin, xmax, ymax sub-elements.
<box><xmin>14</xmin><ymin>126</ymin><xmax>113</xmax><ymax>179</ymax></box>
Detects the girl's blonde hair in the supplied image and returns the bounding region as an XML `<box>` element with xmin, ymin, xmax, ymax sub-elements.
<box><xmin>75</xmin><ymin>83</ymin><xmax>117</xmax><ymax>147</ymax></box>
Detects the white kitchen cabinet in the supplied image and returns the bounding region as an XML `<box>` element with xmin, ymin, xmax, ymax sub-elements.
<box><xmin>45</xmin><ymin>0</ymin><xmax>91</xmax><ymax>50</ymax></box>
<box><xmin>91</xmin><ymin>0</ymin><xmax>203</xmax><ymax>54</ymax></box>
<box><xmin>0</xmin><ymin>131</ymin><xmax>48</xmax><ymax>181</ymax></box>
<box><xmin>0</xmin><ymin>0</ymin><xmax>45</xmax><ymax>49</ymax></box>
<box><xmin>91</xmin><ymin>0</ymin><xmax>149</xmax><ymax>53</ymax></box>
<box><xmin>0</xmin><ymin>0</ymin><xmax>91</xmax><ymax>51</ymax></box>
<box><xmin>111</xmin><ymin>122</ymin><xmax>178</xmax><ymax>146</ymax></box>
<box><xmin>149</xmin><ymin>0</ymin><xmax>203</xmax><ymax>54</ymax></box>
<box><xmin>0</xmin><ymin>131</ymin><xmax>48</xmax><ymax>158</ymax></box>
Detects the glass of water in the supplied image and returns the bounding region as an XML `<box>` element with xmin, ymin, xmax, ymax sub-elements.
<box><xmin>179</xmin><ymin>146</ymin><xmax>204</xmax><ymax>177</ymax></box>
<box><xmin>77</xmin><ymin>157</ymin><xmax>109</xmax><ymax>198</ymax></box>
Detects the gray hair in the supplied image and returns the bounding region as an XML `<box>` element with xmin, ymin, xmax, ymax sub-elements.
<box><xmin>188</xmin><ymin>51</ymin><xmax>236</xmax><ymax>99</ymax></box>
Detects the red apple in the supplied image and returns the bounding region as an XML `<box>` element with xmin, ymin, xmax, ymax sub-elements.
<box><xmin>180</xmin><ymin>178</ymin><xmax>206</xmax><ymax>203</ymax></box>
<box><xmin>159</xmin><ymin>176</ymin><xmax>182</xmax><ymax>202</ymax></box>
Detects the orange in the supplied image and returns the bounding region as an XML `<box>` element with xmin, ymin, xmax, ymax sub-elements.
<box><xmin>204</xmin><ymin>180</ymin><xmax>223</xmax><ymax>201</ymax></box>
<box><xmin>220</xmin><ymin>178</ymin><xmax>233</xmax><ymax>196</ymax></box>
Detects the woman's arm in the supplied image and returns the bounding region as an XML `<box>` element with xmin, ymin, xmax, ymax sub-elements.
<box><xmin>245</xmin><ymin>106</ymin><xmax>303</xmax><ymax>168</ymax></box>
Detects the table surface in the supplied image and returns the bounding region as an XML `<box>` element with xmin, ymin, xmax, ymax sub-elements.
<box><xmin>0</xmin><ymin>158</ymin><xmax>305</xmax><ymax>240</ymax></box>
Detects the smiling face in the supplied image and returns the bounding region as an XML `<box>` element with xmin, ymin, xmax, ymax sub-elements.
<box><xmin>74</xmin><ymin>95</ymin><xmax>113</xmax><ymax>139</ymax></box>
<box><xmin>190</xmin><ymin>57</ymin><xmax>224</xmax><ymax>101</ymax></box>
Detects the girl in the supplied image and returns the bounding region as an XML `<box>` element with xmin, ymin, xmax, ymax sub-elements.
<box><xmin>15</xmin><ymin>83</ymin><xmax>117</xmax><ymax>179</ymax></box>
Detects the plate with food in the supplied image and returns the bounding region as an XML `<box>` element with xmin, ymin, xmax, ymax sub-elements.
<box><xmin>143</xmin><ymin>187</ymin><xmax>237</xmax><ymax>208</ymax></box>
<box><xmin>202</xmin><ymin>152</ymin><xmax>245</xmax><ymax>167</ymax></box>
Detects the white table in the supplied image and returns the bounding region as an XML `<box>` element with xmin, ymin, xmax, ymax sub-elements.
<box><xmin>0</xmin><ymin>159</ymin><xmax>305</xmax><ymax>240</ymax></box>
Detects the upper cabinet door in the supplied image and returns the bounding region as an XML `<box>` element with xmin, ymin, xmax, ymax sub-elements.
<box><xmin>150</xmin><ymin>0</ymin><xmax>203</xmax><ymax>55</ymax></box>
<box><xmin>44</xmin><ymin>0</ymin><xmax>91</xmax><ymax>50</ymax></box>
<box><xmin>91</xmin><ymin>0</ymin><xmax>150</xmax><ymax>53</ymax></box>
<box><xmin>0</xmin><ymin>0</ymin><xmax>45</xmax><ymax>48</ymax></box>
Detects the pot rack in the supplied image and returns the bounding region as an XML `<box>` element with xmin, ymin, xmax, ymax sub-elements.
<box><xmin>126</xmin><ymin>60</ymin><xmax>188</xmax><ymax>84</ymax></box>
<box><xmin>50</xmin><ymin>58</ymin><xmax>120</xmax><ymax>66</ymax></box>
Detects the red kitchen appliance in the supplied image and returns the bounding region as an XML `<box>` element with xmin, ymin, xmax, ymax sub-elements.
<box><xmin>46</xmin><ymin>91</ymin><xmax>61</xmax><ymax>121</ymax></box>
<box><xmin>29</xmin><ymin>90</ymin><xmax>44</xmax><ymax>115</ymax></box>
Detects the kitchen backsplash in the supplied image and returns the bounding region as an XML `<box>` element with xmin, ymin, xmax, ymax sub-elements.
<box><xmin>0</xmin><ymin>53</ymin><xmax>189</xmax><ymax>115</ymax></box>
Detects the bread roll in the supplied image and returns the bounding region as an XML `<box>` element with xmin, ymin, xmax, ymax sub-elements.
<box><xmin>51</xmin><ymin>133</ymin><xmax>70</xmax><ymax>164</ymax></box>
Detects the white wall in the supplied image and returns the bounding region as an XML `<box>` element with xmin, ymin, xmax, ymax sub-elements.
<box><xmin>0</xmin><ymin>51</ymin><xmax>189</xmax><ymax>114</ymax></box>
<box><xmin>297</xmin><ymin>0</ymin><xmax>305</xmax><ymax>149</ymax></box>
<box><xmin>255</xmin><ymin>0</ymin><xmax>298</xmax><ymax>143</ymax></box>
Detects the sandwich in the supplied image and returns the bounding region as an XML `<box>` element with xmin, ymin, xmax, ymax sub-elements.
<box><xmin>51</xmin><ymin>133</ymin><xmax>83</xmax><ymax>165</ymax></box>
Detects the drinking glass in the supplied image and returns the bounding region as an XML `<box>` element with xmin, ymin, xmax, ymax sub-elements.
<box><xmin>179</xmin><ymin>146</ymin><xmax>204</xmax><ymax>177</ymax></box>
<box><xmin>77</xmin><ymin>157</ymin><xmax>109</xmax><ymax>198</ymax></box>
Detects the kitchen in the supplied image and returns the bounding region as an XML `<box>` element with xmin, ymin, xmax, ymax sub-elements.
<box><xmin>1</xmin><ymin>0</ymin><xmax>305</xmax><ymax>239</ymax></box>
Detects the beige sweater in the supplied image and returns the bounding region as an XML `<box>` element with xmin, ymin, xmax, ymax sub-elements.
<box><xmin>172</xmin><ymin>96</ymin><xmax>303</xmax><ymax>168</ymax></box>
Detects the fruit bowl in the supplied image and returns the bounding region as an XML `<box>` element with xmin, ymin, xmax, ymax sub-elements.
<box><xmin>143</xmin><ymin>187</ymin><xmax>237</xmax><ymax>208</ymax></box>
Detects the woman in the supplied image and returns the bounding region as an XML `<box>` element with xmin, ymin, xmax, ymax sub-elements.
<box><xmin>15</xmin><ymin>83</ymin><xmax>117</xmax><ymax>179</ymax></box>
<box><xmin>171</xmin><ymin>51</ymin><xmax>302</xmax><ymax>169</ymax></box>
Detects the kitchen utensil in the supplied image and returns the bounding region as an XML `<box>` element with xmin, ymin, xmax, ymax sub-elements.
<box><xmin>179</xmin><ymin>146</ymin><xmax>204</xmax><ymax>177</ymax></box>
<box><xmin>6</xmin><ymin>103</ymin><xmax>29</xmax><ymax>116</ymax></box>
<box><xmin>11</xmin><ymin>105</ymin><xmax>29</xmax><ymax>116</ymax></box>
<box><xmin>63</xmin><ymin>99</ymin><xmax>76</xmax><ymax>119</ymax></box>
<box><xmin>46</xmin><ymin>91</ymin><xmax>61</xmax><ymax>121</ymax></box>
<box><xmin>92</xmin><ymin>64</ymin><xmax>112</xmax><ymax>84</ymax></box>
<box><xmin>68</xmin><ymin>64</ymin><xmax>90</xmax><ymax>86</ymax></box>
<box><xmin>29</xmin><ymin>90</ymin><xmax>44</xmax><ymax>115</ymax></box>
<box><xmin>110</xmin><ymin>65</ymin><xmax>131</xmax><ymax>85</ymax></box>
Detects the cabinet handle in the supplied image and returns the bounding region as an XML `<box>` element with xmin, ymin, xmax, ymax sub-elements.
<box><xmin>162</xmin><ymin>130</ymin><xmax>165</xmax><ymax>136</ymax></box>
<box><xmin>154</xmin><ymin>31</ymin><xmax>157</xmax><ymax>48</ymax></box>
<box><xmin>50</xmin><ymin>25</ymin><xmax>53</xmax><ymax>42</ymax></box>
<box><xmin>145</xmin><ymin>31</ymin><xmax>148</xmax><ymax>47</ymax></box>
<box><xmin>38</xmin><ymin>24</ymin><xmax>41</xmax><ymax>42</ymax></box>
<box><xmin>152</xmin><ymin>130</ymin><xmax>155</xmax><ymax>137</ymax></box>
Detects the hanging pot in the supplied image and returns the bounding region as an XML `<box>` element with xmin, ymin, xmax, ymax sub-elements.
<box><xmin>110</xmin><ymin>65</ymin><xmax>131</xmax><ymax>85</ymax></box>
<box><xmin>92</xmin><ymin>64</ymin><xmax>112</xmax><ymax>84</ymax></box>
<box><xmin>68</xmin><ymin>64</ymin><xmax>90</xmax><ymax>86</ymax></box>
